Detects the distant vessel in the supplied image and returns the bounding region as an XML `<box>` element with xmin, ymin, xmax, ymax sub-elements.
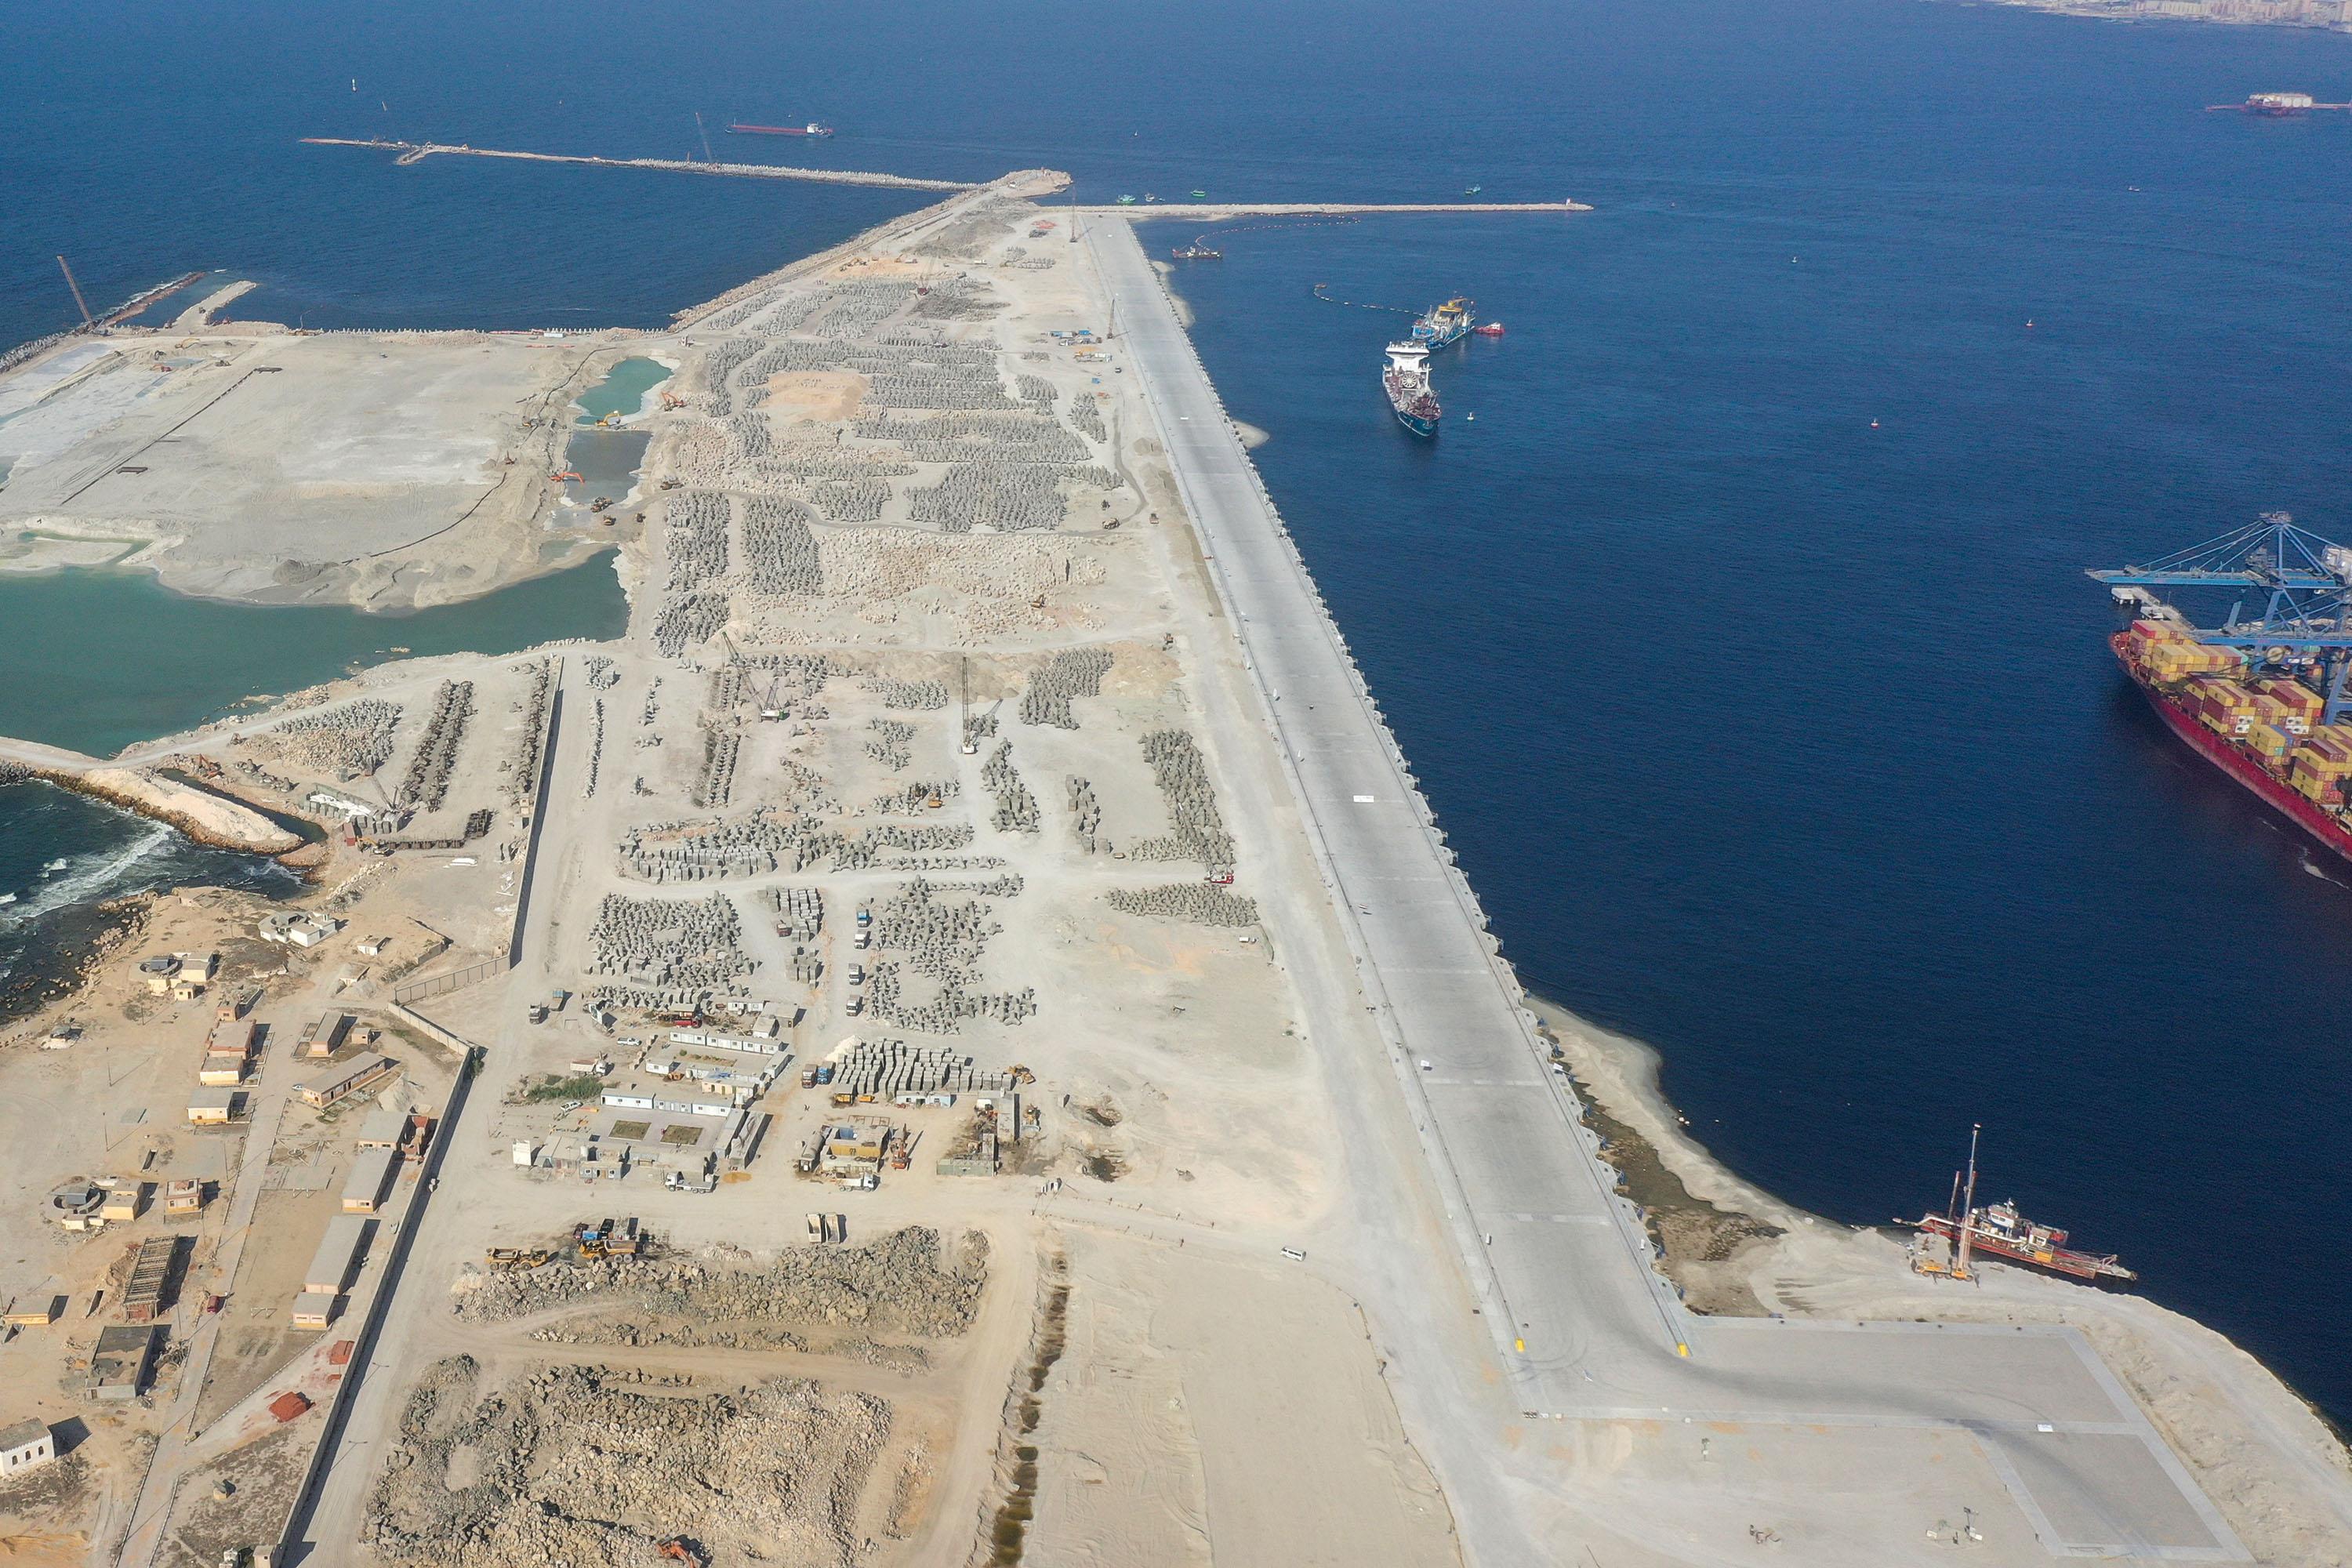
<box><xmin>2206</xmin><ymin>92</ymin><xmax>2350</xmax><ymax>115</ymax></box>
<box><xmin>1382</xmin><ymin>341</ymin><xmax>1440</xmax><ymax>437</ymax></box>
<box><xmin>1413</xmin><ymin>297</ymin><xmax>1476</xmax><ymax>349</ymax></box>
<box><xmin>1472</xmin><ymin>321</ymin><xmax>1504</xmax><ymax>337</ymax></box>
<box><xmin>1171</xmin><ymin>241</ymin><xmax>1222</xmax><ymax>260</ymax></box>
<box><xmin>1116</xmin><ymin>194</ymin><xmax>1138</xmax><ymax>205</ymax></box>
<box><xmin>1464</xmin><ymin>184</ymin><xmax>1483</xmax><ymax>195</ymax></box>
<box><xmin>1189</xmin><ymin>188</ymin><xmax>1208</xmax><ymax>198</ymax></box>
<box><xmin>728</xmin><ymin>122</ymin><xmax>835</xmax><ymax>137</ymax></box>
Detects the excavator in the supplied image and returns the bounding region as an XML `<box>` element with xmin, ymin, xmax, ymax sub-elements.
<box><xmin>657</xmin><ymin>1539</ymin><xmax>708</xmax><ymax>1565</ymax></box>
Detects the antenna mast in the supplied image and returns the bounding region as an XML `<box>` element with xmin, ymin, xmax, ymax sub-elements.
<box><xmin>1954</xmin><ymin>1123</ymin><xmax>1982</xmax><ymax>1281</ymax></box>
<box><xmin>56</xmin><ymin>256</ymin><xmax>93</xmax><ymax>328</ymax></box>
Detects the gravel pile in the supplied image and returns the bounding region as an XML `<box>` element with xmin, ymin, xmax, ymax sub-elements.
<box><xmin>455</xmin><ymin>1227</ymin><xmax>988</xmax><ymax>1335</ymax></box>
<box><xmin>365</xmin><ymin>1357</ymin><xmax>890</xmax><ymax>1568</ymax></box>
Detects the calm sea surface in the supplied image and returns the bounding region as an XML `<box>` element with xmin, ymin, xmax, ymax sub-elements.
<box><xmin>6</xmin><ymin>0</ymin><xmax>2352</xmax><ymax>1417</ymax></box>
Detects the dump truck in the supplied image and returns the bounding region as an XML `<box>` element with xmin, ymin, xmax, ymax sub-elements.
<box><xmin>487</xmin><ymin>1248</ymin><xmax>553</xmax><ymax>1271</ymax></box>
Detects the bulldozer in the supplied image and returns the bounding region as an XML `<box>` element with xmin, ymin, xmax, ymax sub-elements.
<box><xmin>486</xmin><ymin>1248</ymin><xmax>553</xmax><ymax>1272</ymax></box>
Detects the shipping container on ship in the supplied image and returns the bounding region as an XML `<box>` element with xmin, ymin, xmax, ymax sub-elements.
<box><xmin>2090</xmin><ymin>513</ymin><xmax>2352</xmax><ymax>865</ymax></box>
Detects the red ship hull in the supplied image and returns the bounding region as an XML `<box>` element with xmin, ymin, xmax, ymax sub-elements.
<box><xmin>2113</xmin><ymin>633</ymin><xmax>2352</xmax><ymax>866</ymax></box>
<box><xmin>1915</xmin><ymin>1215</ymin><xmax>2125</xmax><ymax>1281</ymax></box>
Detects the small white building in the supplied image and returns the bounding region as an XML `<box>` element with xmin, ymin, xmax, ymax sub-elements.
<box><xmin>0</xmin><ymin>1418</ymin><xmax>54</xmax><ymax>1476</ymax></box>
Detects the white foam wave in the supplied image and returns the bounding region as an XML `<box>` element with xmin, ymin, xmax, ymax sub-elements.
<box><xmin>0</xmin><ymin>822</ymin><xmax>176</xmax><ymax>925</ymax></box>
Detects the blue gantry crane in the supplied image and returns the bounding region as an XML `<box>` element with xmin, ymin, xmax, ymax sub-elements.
<box><xmin>2089</xmin><ymin>511</ymin><xmax>2352</xmax><ymax>723</ymax></box>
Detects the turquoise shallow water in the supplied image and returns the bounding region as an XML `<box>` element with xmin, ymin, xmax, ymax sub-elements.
<box><xmin>0</xmin><ymin>553</ymin><xmax>628</xmax><ymax>757</ymax></box>
<box><xmin>573</xmin><ymin>356</ymin><xmax>671</xmax><ymax>426</ymax></box>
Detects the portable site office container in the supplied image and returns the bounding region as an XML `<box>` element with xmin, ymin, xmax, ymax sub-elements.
<box><xmin>341</xmin><ymin>1148</ymin><xmax>397</xmax><ymax>1214</ymax></box>
<box><xmin>304</xmin><ymin>1214</ymin><xmax>371</xmax><ymax>1295</ymax></box>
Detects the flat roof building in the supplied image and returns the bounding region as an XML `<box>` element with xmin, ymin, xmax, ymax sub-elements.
<box><xmin>356</xmin><ymin>1105</ymin><xmax>408</xmax><ymax>1149</ymax></box>
<box><xmin>291</xmin><ymin>1291</ymin><xmax>337</xmax><ymax>1330</ymax></box>
<box><xmin>197</xmin><ymin>1058</ymin><xmax>247</xmax><ymax>1087</ymax></box>
<box><xmin>340</xmin><ymin>1148</ymin><xmax>397</xmax><ymax>1215</ymax></box>
<box><xmin>299</xmin><ymin>1053</ymin><xmax>397</xmax><ymax>1109</ymax></box>
<box><xmin>187</xmin><ymin>1086</ymin><xmax>241</xmax><ymax>1124</ymax></box>
<box><xmin>85</xmin><ymin>1325</ymin><xmax>157</xmax><ymax>1401</ymax></box>
<box><xmin>302</xmin><ymin>1012</ymin><xmax>354</xmax><ymax>1059</ymax></box>
<box><xmin>304</xmin><ymin>1214</ymin><xmax>371</xmax><ymax>1295</ymax></box>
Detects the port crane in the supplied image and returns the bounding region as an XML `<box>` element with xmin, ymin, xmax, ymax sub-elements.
<box><xmin>2089</xmin><ymin>511</ymin><xmax>2352</xmax><ymax>722</ymax></box>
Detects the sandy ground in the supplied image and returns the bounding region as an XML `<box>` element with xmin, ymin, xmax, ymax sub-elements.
<box><xmin>0</xmin><ymin>328</ymin><xmax>641</xmax><ymax>610</ymax></box>
<box><xmin>0</xmin><ymin>172</ymin><xmax>2346</xmax><ymax>1568</ymax></box>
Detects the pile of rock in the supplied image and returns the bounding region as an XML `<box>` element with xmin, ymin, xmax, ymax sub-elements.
<box><xmin>586</xmin><ymin>892</ymin><xmax>750</xmax><ymax>992</ymax></box>
<box><xmin>1108</xmin><ymin>881</ymin><xmax>1261</xmax><ymax>926</ymax></box>
<box><xmin>742</xmin><ymin>495</ymin><xmax>822</xmax><ymax>596</ymax></box>
<box><xmin>864</xmin><ymin>719</ymin><xmax>915</xmax><ymax>771</ymax></box>
<box><xmin>394</xmin><ymin>680</ymin><xmax>472</xmax><ymax>812</ymax></box>
<box><xmin>1132</xmin><ymin>729</ymin><xmax>1235</xmax><ymax>866</ymax></box>
<box><xmin>981</xmin><ymin>740</ymin><xmax>1040</xmax><ymax>833</ymax></box>
<box><xmin>1019</xmin><ymin>646</ymin><xmax>1112</xmax><ymax>729</ymax></box>
<box><xmin>653</xmin><ymin>591</ymin><xmax>728</xmax><ymax>657</ymax></box>
<box><xmin>664</xmin><ymin>489</ymin><xmax>731</xmax><ymax>590</ymax></box>
<box><xmin>272</xmin><ymin>699</ymin><xmax>402</xmax><ymax>781</ymax></box>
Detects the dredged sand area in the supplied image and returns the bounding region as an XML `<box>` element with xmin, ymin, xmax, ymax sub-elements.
<box><xmin>0</xmin><ymin>172</ymin><xmax>2344</xmax><ymax>1568</ymax></box>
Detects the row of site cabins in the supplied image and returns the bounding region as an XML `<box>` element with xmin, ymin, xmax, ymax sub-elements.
<box><xmin>2129</xmin><ymin>620</ymin><xmax>2352</xmax><ymax>803</ymax></box>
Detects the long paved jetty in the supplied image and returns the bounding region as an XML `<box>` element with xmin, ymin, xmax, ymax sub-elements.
<box><xmin>1080</xmin><ymin>200</ymin><xmax>1590</xmax><ymax>217</ymax></box>
<box><xmin>1090</xmin><ymin>216</ymin><xmax>2247</xmax><ymax>1563</ymax></box>
<box><xmin>300</xmin><ymin>138</ymin><xmax>978</xmax><ymax>192</ymax></box>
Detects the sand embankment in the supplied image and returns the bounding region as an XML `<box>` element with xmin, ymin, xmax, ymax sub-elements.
<box><xmin>38</xmin><ymin>767</ymin><xmax>302</xmax><ymax>855</ymax></box>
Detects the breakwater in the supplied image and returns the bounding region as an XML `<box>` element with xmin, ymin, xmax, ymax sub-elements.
<box><xmin>301</xmin><ymin>137</ymin><xmax>978</xmax><ymax>193</ymax></box>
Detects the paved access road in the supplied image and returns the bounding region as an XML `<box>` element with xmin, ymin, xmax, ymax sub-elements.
<box><xmin>1091</xmin><ymin>219</ymin><xmax>2244</xmax><ymax>1564</ymax></box>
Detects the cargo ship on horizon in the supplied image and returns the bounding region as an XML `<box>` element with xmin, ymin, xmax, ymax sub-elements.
<box><xmin>1383</xmin><ymin>341</ymin><xmax>1440</xmax><ymax>437</ymax></box>
<box><xmin>728</xmin><ymin>122</ymin><xmax>835</xmax><ymax>138</ymax></box>
<box><xmin>2091</xmin><ymin>515</ymin><xmax>2352</xmax><ymax>869</ymax></box>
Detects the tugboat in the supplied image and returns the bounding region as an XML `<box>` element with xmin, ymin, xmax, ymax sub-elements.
<box><xmin>1907</xmin><ymin>1126</ymin><xmax>2136</xmax><ymax>1283</ymax></box>
<box><xmin>1382</xmin><ymin>341</ymin><xmax>1440</xmax><ymax>437</ymax></box>
<box><xmin>1412</xmin><ymin>296</ymin><xmax>1477</xmax><ymax>350</ymax></box>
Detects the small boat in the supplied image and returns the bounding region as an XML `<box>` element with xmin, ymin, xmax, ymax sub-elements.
<box><xmin>1464</xmin><ymin>184</ymin><xmax>1483</xmax><ymax>195</ymax></box>
<box><xmin>1472</xmin><ymin>321</ymin><xmax>1504</xmax><ymax>337</ymax></box>
<box><xmin>43</xmin><ymin>858</ymin><xmax>67</xmax><ymax>872</ymax></box>
<box><xmin>1189</xmin><ymin>188</ymin><xmax>1207</xmax><ymax>198</ymax></box>
<box><xmin>1171</xmin><ymin>242</ymin><xmax>1222</xmax><ymax>260</ymax></box>
<box><xmin>1116</xmin><ymin>194</ymin><xmax>1138</xmax><ymax>205</ymax></box>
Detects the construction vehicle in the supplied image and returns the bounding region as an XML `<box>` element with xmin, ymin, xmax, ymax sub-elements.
<box><xmin>486</xmin><ymin>1247</ymin><xmax>553</xmax><ymax>1271</ymax></box>
<box><xmin>573</xmin><ymin>1221</ymin><xmax>609</xmax><ymax>1259</ymax></box>
<box><xmin>1008</xmin><ymin>1064</ymin><xmax>1036</xmax><ymax>1087</ymax></box>
<box><xmin>657</xmin><ymin>1541</ymin><xmax>708</xmax><ymax>1566</ymax></box>
<box><xmin>605</xmin><ymin>1217</ymin><xmax>643</xmax><ymax>1258</ymax></box>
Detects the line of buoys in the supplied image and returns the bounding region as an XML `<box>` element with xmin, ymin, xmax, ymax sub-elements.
<box><xmin>1311</xmin><ymin>282</ymin><xmax>1413</xmax><ymax>315</ymax></box>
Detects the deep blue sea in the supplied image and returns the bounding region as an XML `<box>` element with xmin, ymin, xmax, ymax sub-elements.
<box><xmin>7</xmin><ymin>0</ymin><xmax>2352</xmax><ymax>1421</ymax></box>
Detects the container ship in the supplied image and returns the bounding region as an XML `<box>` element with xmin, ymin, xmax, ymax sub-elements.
<box><xmin>1413</xmin><ymin>296</ymin><xmax>1477</xmax><ymax>350</ymax></box>
<box><xmin>1383</xmin><ymin>341</ymin><xmax>1440</xmax><ymax>437</ymax></box>
<box><xmin>2091</xmin><ymin>516</ymin><xmax>2352</xmax><ymax>867</ymax></box>
<box><xmin>728</xmin><ymin>122</ymin><xmax>835</xmax><ymax>137</ymax></box>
